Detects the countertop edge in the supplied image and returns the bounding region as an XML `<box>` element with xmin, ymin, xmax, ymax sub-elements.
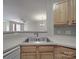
<box><xmin>3</xmin><ymin>42</ymin><xmax>76</xmax><ymax>53</ymax></box>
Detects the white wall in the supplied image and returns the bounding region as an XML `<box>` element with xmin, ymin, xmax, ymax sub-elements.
<box><xmin>3</xmin><ymin>20</ymin><xmax>24</xmax><ymax>32</ymax></box>
<box><xmin>3</xmin><ymin>20</ymin><xmax>10</xmax><ymax>31</ymax></box>
<box><xmin>46</xmin><ymin>0</ymin><xmax>54</xmax><ymax>36</ymax></box>
<box><xmin>24</xmin><ymin>0</ymin><xmax>54</xmax><ymax>36</ymax></box>
<box><xmin>24</xmin><ymin>20</ymin><xmax>47</xmax><ymax>31</ymax></box>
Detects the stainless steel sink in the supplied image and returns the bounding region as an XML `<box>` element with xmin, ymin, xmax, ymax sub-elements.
<box><xmin>24</xmin><ymin>37</ymin><xmax>50</xmax><ymax>43</ymax></box>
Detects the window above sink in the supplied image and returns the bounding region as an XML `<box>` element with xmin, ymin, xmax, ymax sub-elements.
<box><xmin>3</xmin><ymin>20</ymin><xmax>24</xmax><ymax>33</ymax></box>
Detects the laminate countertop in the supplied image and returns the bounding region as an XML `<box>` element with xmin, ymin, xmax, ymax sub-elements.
<box><xmin>3</xmin><ymin>35</ymin><xmax>76</xmax><ymax>53</ymax></box>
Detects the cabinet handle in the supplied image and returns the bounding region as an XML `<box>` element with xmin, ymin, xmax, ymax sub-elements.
<box><xmin>67</xmin><ymin>20</ymin><xmax>69</xmax><ymax>24</ymax></box>
<box><xmin>61</xmin><ymin>52</ymin><xmax>69</xmax><ymax>56</ymax></box>
<box><xmin>61</xmin><ymin>52</ymin><xmax>74</xmax><ymax>56</ymax></box>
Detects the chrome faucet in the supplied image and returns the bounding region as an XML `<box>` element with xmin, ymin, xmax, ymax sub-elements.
<box><xmin>34</xmin><ymin>32</ymin><xmax>38</xmax><ymax>37</ymax></box>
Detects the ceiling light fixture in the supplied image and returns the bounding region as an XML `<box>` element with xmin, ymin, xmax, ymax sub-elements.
<box><xmin>35</xmin><ymin>14</ymin><xmax>46</xmax><ymax>21</ymax></box>
<box><xmin>40</xmin><ymin>23</ymin><xmax>45</xmax><ymax>26</ymax></box>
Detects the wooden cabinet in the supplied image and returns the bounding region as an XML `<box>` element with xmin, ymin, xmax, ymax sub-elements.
<box><xmin>20</xmin><ymin>45</ymin><xmax>76</xmax><ymax>59</ymax></box>
<box><xmin>54</xmin><ymin>53</ymin><xmax>76</xmax><ymax>59</ymax></box>
<box><xmin>21</xmin><ymin>45</ymin><xmax>54</xmax><ymax>59</ymax></box>
<box><xmin>54</xmin><ymin>1</ymin><xmax>68</xmax><ymax>25</ymax></box>
<box><xmin>39</xmin><ymin>46</ymin><xmax>54</xmax><ymax>59</ymax></box>
<box><xmin>54</xmin><ymin>46</ymin><xmax>76</xmax><ymax>59</ymax></box>
<box><xmin>54</xmin><ymin>0</ymin><xmax>76</xmax><ymax>25</ymax></box>
<box><xmin>21</xmin><ymin>46</ymin><xmax>36</xmax><ymax>53</ymax></box>
<box><xmin>38</xmin><ymin>46</ymin><xmax>54</xmax><ymax>52</ymax></box>
<box><xmin>21</xmin><ymin>53</ymin><xmax>36</xmax><ymax>59</ymax></box>
<box><xmin>21</xmin><ymin>46</ymin><xmax>37</xmax><ymax>59</ymax></box>
<box><xmin>68</xmin><ymin>0</ymin><xmax>76</xmax><ymax>25</ymax></box>
<box><xmin>39</xmin><ymin>53</ymin><xmax>53</xmax><ymax>59</ymax></box>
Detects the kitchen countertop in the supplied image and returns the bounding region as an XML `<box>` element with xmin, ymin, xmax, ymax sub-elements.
<box><xmin>3</xmin><ymin>35</ymin><xmax>76</xmax><ymax>53</ymax></box>
<box><xmin>21</xmin><ymin>35</ymin><xmax>76</xmax><ymax>48</ymax></box>
<box><xmin>3</xmin><ymin>37</ymin><xmax>26</xmax><ymax>53</ymax></box>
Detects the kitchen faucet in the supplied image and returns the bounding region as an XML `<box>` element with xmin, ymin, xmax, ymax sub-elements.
<box><xmin>34</xmin><ymin>32</ymin><xmax>38</xmax><ymax>37</ymax></box>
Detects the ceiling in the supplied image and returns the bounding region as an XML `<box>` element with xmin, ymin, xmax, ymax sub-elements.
<box><xmin>3</xmin><ymin>0</ymin><xmax>59</xmax><ymax>22</ymax></box>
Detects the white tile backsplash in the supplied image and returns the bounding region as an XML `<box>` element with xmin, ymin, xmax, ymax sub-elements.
<box><xmin>65</xmin><ymin>30</ymin><xmax>71</xmax><ymax>35</ymax></box>
<box><xmin>3</xmin><ymin>32</ymin><xmax>48</xmax><ymax>40</ymax></box>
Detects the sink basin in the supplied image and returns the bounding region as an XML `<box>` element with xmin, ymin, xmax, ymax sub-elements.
<box><xmin>24</xmin><ymin>37</ymin><xmax>51</xmax><ymax>43</ymax></box>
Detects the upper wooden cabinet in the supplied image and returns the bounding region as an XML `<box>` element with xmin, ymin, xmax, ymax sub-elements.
<box><xmin>21</xmin><ymin>46</ymin><xmax>37</xmax><ymax>59</ymax></box>
<box><xmin>54</xmin><ymin>0</ymin><xmax>68</xmax><ymax>25</ymax></box>
<box><xmin>68</xmin><ymin>0</ymin><xmax>76</xmax><ymax>25</ymax></box>
<box><xmin>54</xmin><ymin>0</ymin><xmax>76</xmax><ymax>25</ymax></box>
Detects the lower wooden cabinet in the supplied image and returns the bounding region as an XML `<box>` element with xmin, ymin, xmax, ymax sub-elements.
<box><xmin>39</xmin><ymin>53</ymin><xmax>53</xmax><ymax>59</ymax></box>
<box><xmin>54</xmin><ymin>46</ymin><xmax>76</xmax><ymax>59</ymax></box>
<box><xmin>21</xmin><ymin>53</ymin><xmax>36</xmax><ymax>59</ymax></box>
<box><xmin>54</xmin><ymin>53</ymin><xmax>76</xmax><ymax>59</ymax></box>
<box><xmin>39</xmin><ymin>46</ymin><xmax>54</xmax><ymax>52</ymax></box>
<box><xmin>20</xmin><ymin>45</ymin><xmax>76</xmax><ymax>59</ymax></box>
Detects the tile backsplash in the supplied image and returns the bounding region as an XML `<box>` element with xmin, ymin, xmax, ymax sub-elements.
<box><xmin>54</xmin><ymin>26</ymin><xmax>76</xmax><ymax>36</ymax></box>
<box><xmin>3</xmin><ymin>32</ymin><xmax>48</xmax><ymax>40</ymax></box>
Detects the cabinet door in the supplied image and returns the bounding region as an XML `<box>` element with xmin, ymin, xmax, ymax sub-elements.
<box><xmin>68</xmin><ymin>0</ymin><xmax>76</xmax><ymax>24</ymax></box>
<box><xmin>54</xmin><ymin>53</ymin><xmax>66</xmax><ymax>59</ymax></box>
<box><xmin>21</xmin><ymin>46</ymin><xmax>36</xmax><ymax>53</ymax></box>
<box><xmin>39</xmin><ymin>53</ymin><xmax>53</xmax><ymax>59</ymax></box>
<box><xmin>73</xmin><ymin>0</ymin><xmax>76</xmax><ymax>23</ymax></box>
<box><xmin>39</xmin><ymin>46</ymin><xmax>54</xmax><ymax>52</ymax></box>
<box><xmin>55</xmin><ymin>53</ymin><xmax>76</xmax><ymax>59</ymax></box>
<box><xmin>54</xmin><ymin>46</ymin><xmax>76</xmax><ymax>59</ymax></box>
<box><xmin>54</xmin><ymin>1</ymin><xmax>68</xmax><ymax>25</ymax></box>
<box><xmin>21</xmin><ymin>53</ymin><xmax>36</xmax><ymax>59</ymax></box>
<box><xmin>54</xmin><ymin>0</ymin><xmax>76</xmax><ymax>25</ymax></box>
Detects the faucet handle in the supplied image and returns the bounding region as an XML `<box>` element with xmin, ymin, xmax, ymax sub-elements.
<box><xmin>33</xmin><ymin>32</ymin><xmax>38</xmax><ymax>37</ymax></box>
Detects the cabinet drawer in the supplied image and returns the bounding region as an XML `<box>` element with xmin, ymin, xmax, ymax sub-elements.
<box><xmin>55</xmin><ymin>46</ymin><xmax>76</xmax><ymax>56</ymax></box>
<box><xmin>54</xmin><ymin>53</ymin><xmax>76</xmax><ymax>59</ymax></box>
<box><xmin>21</xmin><ymin>53</ymin><xmax>36</xmax><ymax>56</ymax></box>
<box><xmin>21</xmin><ymin>53</ymin><xmax>36</xmax><ymax>59</ymax></box>
<box><xmin>39</xmin><ymin>46</ymin><xmax>54</xmax><ymax>52</ymax></box>
<box><xmin>21</xmin><ymin>46</ymin><xmax>36</xmax><ymax>53</ymax></box>
<box><xmin>39</xmin><ymin>53</ymin><xmax>53</xmax><ymax>59</ymax></box>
